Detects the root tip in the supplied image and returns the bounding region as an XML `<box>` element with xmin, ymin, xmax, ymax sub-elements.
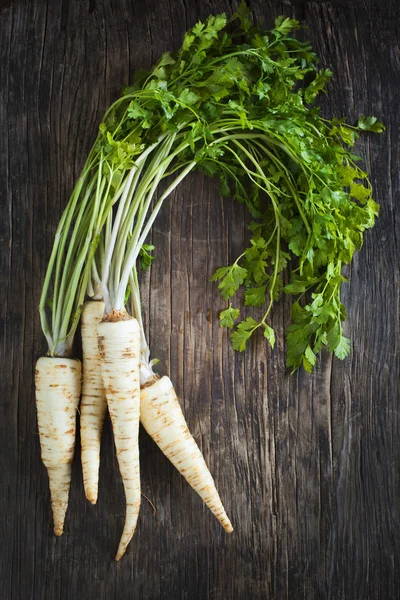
<box><xmin>115</xmin><ymin>542</ymin><xmax>128</xmax><ymax>561</ymax></box>
<box><xmin>84</xmin><ymin>486</ymin><xmax>98</xmax><ymax>505</ymax></box>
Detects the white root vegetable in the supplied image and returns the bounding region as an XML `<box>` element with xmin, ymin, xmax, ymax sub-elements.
<box><xmin>80</xmin><ymin>301</ymin><xmax>232</xmax><ymax>536</ymax></box>
<box><xmin>97</xmin><ymin>315</ymin><xmax>141</xmax><ymax>561</ymax></box>
<box><xmin>140</xmin><ymin>376</ymin><xmax>233</xmax><ymax>533</ymax></box>
<box><xmin>35</xmin><ymin>357</ymin><xmax>81</xmax><ymax>535</ymax></box>
<box><xmin>80</xmin><ymin>300</ymin><xmax>107</xmax><ymax>504</ymax></box>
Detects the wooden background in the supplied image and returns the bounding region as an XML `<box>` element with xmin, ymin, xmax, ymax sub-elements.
<box><xmin>1</xmin><ymin>0</ymin><xmax>399</xmax><ymax>598</ymax></box>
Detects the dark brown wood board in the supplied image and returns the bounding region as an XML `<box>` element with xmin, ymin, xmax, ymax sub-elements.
<box><xmin>1</xmin><ymin>0</ymin><xmax>399</xmax><ymax>598</ymax></box>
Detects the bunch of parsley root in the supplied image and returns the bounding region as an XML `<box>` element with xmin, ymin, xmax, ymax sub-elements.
<box><xmin>35</xmin><ymin>4</ymin><xmax>383</xmax><ymax>558</ymax></box>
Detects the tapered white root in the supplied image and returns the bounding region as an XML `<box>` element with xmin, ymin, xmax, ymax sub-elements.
<box><xmin>35</xmin><ymin>357</ymin><xmax>81</xmax><ymax>535</ymax></box>
<box><xmin>80</xmin><ymin>301</ymin><xmax>107</xmax><ymax>504</ymax></box>
<box><xmin>140</xmin><ymin>376</ymin><xmax>233</xmax><ymax>533</ymax></box>
<box><xmin>97</xmin><ymin>316</ymin><xmax>141</xmax><ymax>561</ymax></box>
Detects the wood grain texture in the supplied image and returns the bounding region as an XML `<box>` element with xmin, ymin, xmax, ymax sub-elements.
<box><xmin>1</xmin><ymin>0</ymin><xmax>399</xmax><ymax>598</ymax></box>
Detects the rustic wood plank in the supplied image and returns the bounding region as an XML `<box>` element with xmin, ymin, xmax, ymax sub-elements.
<box><xmin>1</xmin><ymin>0</ymin><xmax>399</xmax><ymax>599</ymax></box>
<box><xmin>304</xmin><ymin>2</ymin><xmax>400</xmax><ymax>599</ymax></box>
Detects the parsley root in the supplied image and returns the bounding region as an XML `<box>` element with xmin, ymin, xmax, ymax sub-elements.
<box><xmin>80</xmin><ymin>300</ymin><xmax>107</xmax><ymax>504</ymax></box>
<box><xmin>140</xmin><ymin>376</ymin><xmax>233</xmax><ymax>533</ymax></box>
<box><xmin>35</xmin><ymin>358</ymin><xmax>81</xmax><ymax>535</ymax></box>
<box><xmin>97</xmin><ymin>316</ymin><xmax>141</xmax><ymax>561</ymax></box>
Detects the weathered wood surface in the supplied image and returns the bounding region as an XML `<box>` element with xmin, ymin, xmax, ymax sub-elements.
<box><xmin>1</xmin><ymin>0</ymin><xmax>399</xmax><ymax>598</ymax></box>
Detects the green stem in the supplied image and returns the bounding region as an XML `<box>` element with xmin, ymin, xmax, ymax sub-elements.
<box><xmin>130</xmin><ymin>267</ymin><xmax>150</xmax><ymax>367</ymax></box>
<box><xmin>115</xmin><ymin>160</ymin><xmax>196</xmax><ymax>309</ymax></box>
<box><xmin>52</xmin><ymin>175</ymin><xmax>99</xmax><ymax>340</ymax></box>
<box><xmin>104</xmin><ymin>135</ymin><xmax>176</xmax><ymax>309</ymax></box>
<box><xmin>51</xmin><ymin>172</ymin><xmax>90</xmax><ymax>336</ymax></box>
<box><xmin>261</xmin><ymin>220</ymin><xmax>281</xmax><ymax>324</ymax></box>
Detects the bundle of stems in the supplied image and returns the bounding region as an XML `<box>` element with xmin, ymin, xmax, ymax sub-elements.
<box><xmin>35</xmin><ymin>5</ymin><xmax>382</xmax><ymax>558</ymax></box>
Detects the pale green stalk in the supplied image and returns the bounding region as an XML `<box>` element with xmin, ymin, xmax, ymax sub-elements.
<box><xmin>115</xmin><ymin>160</ymin><xmax>196</xmax><ymax>310</ymax></box>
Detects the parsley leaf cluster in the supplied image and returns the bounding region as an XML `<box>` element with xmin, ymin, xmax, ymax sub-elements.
<box><xmin>92</xmin><ymin>3</ymin><xmax>383</xmax><ymax>372</ymax></box>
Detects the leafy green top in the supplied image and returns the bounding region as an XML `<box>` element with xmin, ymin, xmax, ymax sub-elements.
<box><xmin>94</xmin><ymin>4</ymin><xmax>384</xmax><ymax>371</ymax></box>
<box><xmin>40</xmin><ymin>3</ymin><xmax>383</xmax><ymax>368</ymax></box>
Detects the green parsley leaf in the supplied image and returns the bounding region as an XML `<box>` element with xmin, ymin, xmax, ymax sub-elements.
<box><xmin>283</xmin><ymin>280</ymin><xmax>308</xmax><ymax>294</ymax></box>
<box><xmin>178</xmin><ymin>89</ymin><xmax>200</xmax><ymax>106</ymax></box>
<box><xmin>304</xmin><ymin>69</ymin><xmax>333</xmax><ymax>103</ymax></box>
<box><xmin>231</xmin><ymin>317</ymin><xmax>258</xmax><ymax>351</ymax></box>
<box><xmin>244</xmin><ymin>285</ymin><xmax>267</xmax><ymax>307</ymax></box>
<box><xmin>305</xmin><ymin>345</ymin><xmax>316</xmax><ymax>366</ymax></box>
<box><xmin>263</xmin><ymin>324</ymin><xmax>275</xmax><ymax>349</ymax></box>
<box><xmin>139</xmin><ymin>244</ymin><xmax>156</xmax><ymax>271</ymax></box>
<box><xmin>219</xmin><ymin>304</ymin><xmax>240</xmax><ymax>328</ymax></box>
<box><xmin>327</xmin><ymin>323</ymin><xmax>341</xmax><ymax>352</ymax></box>
<box><xmin>333</xmin><ymin>335</ymin><xmax>351</xmax><ymax>359</ymax></box>
<box><xmin>357</xmin><ymin>115</ymin><xmax>385</xmax><ymax>133</ymax></box>
<box><xmin>210</xmin><ymin>264</ymin><xmax>248</xmax><ymax>299</ymax></box>
<box><xmin>235</xmin><ymin>1</ymin><xmax>253</xmax><ymax>32</ymax></box>
<box><xmin>274</xmin><ymin>16</ymin><xmax>299</xmax><ymax>36</ymax></box>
